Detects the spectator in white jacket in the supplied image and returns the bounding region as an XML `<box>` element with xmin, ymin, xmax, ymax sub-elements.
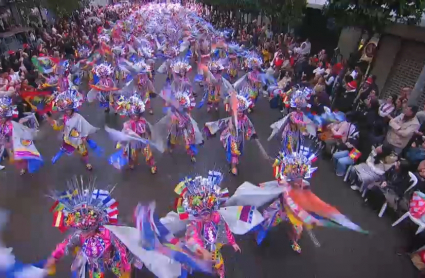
<box><xmin>379</xmin><ymin>95</ymin><xmax>397</xmax><ymax>118</ymax></box>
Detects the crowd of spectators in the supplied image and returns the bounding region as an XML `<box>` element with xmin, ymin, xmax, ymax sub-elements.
<box><xmin>1</xmin><ymin>2</ymin><xmax>425</xmax><ymax>260</ymax></box>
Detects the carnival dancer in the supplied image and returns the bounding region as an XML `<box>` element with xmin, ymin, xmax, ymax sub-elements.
<box><xmin>194</xmin><ymin>32</ymin><xmax>212</xmax><ymax>86</ymax></box>
<box><xmin>0</xmin><ymin>97</ymin><xmax>43</xmax><ymax>175</ymax></box>
<box><xmin>227</xmin><ymin>42</ymin><xmax>242</xmax><ymax>80</ymax></box>
<box><xmin>43</xmin><ymin>177</ymin><xmax>184</xmax><ymax>278</ymax></box>
<box><xmin>158</xmin><ymin>43</ymin><xmax>179</xmax><ymax>85</ymax></box>
<box><xmin>47</xmin><ymin>88</ymin><xmax>100</xmax><ymax>171</ymax></box>
<box><xmin>268</xmin><ymin>87</ymin><xmax>316</xmax><ymax>150</ymax></box>
<box><xmin>225</xmin><ymin>137</ymin><xmax>367</xmax><ymax>254</ymax></box>
<box><xmin>107</xmin><ymin>94</ymin><xmax>157</xmax><ymax>174</ymax></box>
<box><xmin>158</xmin><ymin>170</ymin><xmax>264</xmax><ymax>277</ymax></box>
<box><xmin>87</xmin><ymin>63</ymin><xmax>119</xmax><ymax>113</ymax></box>
<box><xmin>233</xmin><ymin>53</ymin><xmax>268</xmax><ymax>113</ymax></box>
<box><xmin>120</xmin><ymin>60</ymin><xmax>157</xmax><ymax>115</ymax></box>
<box><xmin>205</xmin><ymin>88</ymin><xmax>257</xmax><ymax>175</ymax></box>
<box><xmin>199</xmin><ymin>60</ymin><xmax>225</xmax><ymax>112</ymax></box>
<box><xmin>169</xmin><ymin>59</ymin><xmax>193</xmax><ymax>98</ymax></box>
<box><xmin>155</xmin><ymin>89</ymin><xmax>203</xmax><ymax>162</ymax></box>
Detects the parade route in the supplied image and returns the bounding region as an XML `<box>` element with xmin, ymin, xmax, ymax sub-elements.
<box><xmin>0</xmin><ymin>66</ymin><xmax>419</xmax><ymax>278</ymax></box>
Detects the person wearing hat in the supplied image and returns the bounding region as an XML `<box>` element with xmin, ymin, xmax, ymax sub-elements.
<box><xmin>158</xmin><ymin>89</ymin><xmax>203</xmax><ymax>163</ymax></box>
<box><xmin>134</xmin><ymin>60</ymin><xmax>156</xmax><ymax>115</ymax></box>
<box><xmin>356</xmin><ymin>75</ymin><xmax>379</xmax><ymax>105</ymax></box>
<box><xmin>201</xmin><ymin>60</ymin><xmax>226</xmax><ymax>112</ymax></box>
<box><xmin>335</xmin><ymin>77</ymin><xmax>357</xmax><ymax>113</ymax></box>
<box><xmin>46</xmin><ymin>88</ymin><xmax>99</xmax><ymax>171</ymax></box>
<box><xmin>87</xmin><ymin>63</ymin><xmax>118</xmax><ymax>113</ymax></box>
<box><xmin>205</xmin><ymin>88</ymin><xmax>257</xmax><ymax>175</ymax></box>
<box><xmin>113</xmin><ymin>94</ymin><xmax>157</xmax><ymax>174</ymax></box>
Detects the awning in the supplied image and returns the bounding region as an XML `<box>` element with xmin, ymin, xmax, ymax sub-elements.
<box><xmin>307</xmin><ymin>0</ymin><xmax>327</xmax><ymax>9</ymax></box>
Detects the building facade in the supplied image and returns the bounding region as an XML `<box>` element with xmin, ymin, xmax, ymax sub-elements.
<box><xmin>338</xmin><ymin>24</ymin><xmax>425</xmax><ymax>107</ymax></box>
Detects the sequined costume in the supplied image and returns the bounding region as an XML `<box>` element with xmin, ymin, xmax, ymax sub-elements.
<box><xmin>134</xmin><ymin>60</ymin><xmax>156</xmax><ymax>114</ymax></box>
<box><xmin>226</xmin><ymin>137</ymin><xmax>367</xmax><ymax>254</ymax></box>
<box><xmin>203</xmin><ymin>60</ymin><xmax>224</xmax><ymax>112</ymax></box>
<box><xmin>205</xmin><ymin>88</ymin><xmax>257</xmax><ymax>175</ymax></box>
<box><xmin>48</xmin><ymin>88</ymin><xmax>100</xmax><ymax>171</ymax></box>
<box><xmin>46</xmin><ymin>178</ymin><xmax>137</xmax><ymax>278</ymax></box>
<box><xmin>112</xmin><ymin>94</ymin><xmax>157</xmax><ymax>174</ymax></box>
<box><xmin>165</xmin><ymin>171</ymin><xmax>262</xmax><ymax>277</ymax></box>
<box><xmin>194</xmin><ymin>34</ymin><xmax>211</xmax><ymax>84</ymax></box>
<box><xmin>0</xmin><ymin>97</ymin><xmax>43</xmax><ymax>175</ymax></box>
<box><xmin>268</xmin><ymin>87</ymin><xmax>316</xmax><ymax>146</ymax></box>
<box><xmin>87</xmin><ymin>63</ymin><xmax>118</xmax><ymax>112</ymax></box>
<box><xmin>233</xmin><ymin>54</ymin><xmax>264</xmax><ymax>112</ymax></box>
<box><xmin>155</xmin><ymin>89</ymin><xmax>203</xmax><ymax>162</ymax></box>
<box><xmin>169</xmin><ymin>59</ymin><xmax>193</xmax><ymax>98</ymax></box>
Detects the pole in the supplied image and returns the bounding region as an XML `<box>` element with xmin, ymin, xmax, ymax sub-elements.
<box><xmin>408</xmin><ymin>64</ymin><xmax>425</xmax><ymax>107</ymax></box>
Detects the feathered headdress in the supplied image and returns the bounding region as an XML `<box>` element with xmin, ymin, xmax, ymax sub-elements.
<box><xmin>48</xmin><ymin>177</ymin><xmax>119</xmax><ymax>233</ymax></box>
<box><xmin>134</xmin><ymin>60</ymin><xmax>151</xmax><ymax>74</ymax></box>
<box><xmin>273</xmin><ymin>137</ymin><xmax>321</xmax><ymax>182</ymax></box>
<box><xmin>207</xmin><ymin>59</ymin><xmax>224</xmax><ymax>72</ymax></box>
<box><xmin>171</xmin><ymin>59</ymin><xmax>192</xmax><ymax>74</ymax></box>
<box><xmin>115</xmin><ymin>94</ymin><xmax>146</xmax><ymax>116</ymax></box>
<box><xmin>174</xmin><ymin>90</ymin><xmax>195</xmax><ymax>109</ymax></box>
<box><xmin>227</xmin><ymin>86</ymin><xmax>252</xmax><ymax>112</ymax></box>
<box><xmin>290</xmin><ymin>87</ymin><xmax>312</xmax><ymax>109</ymax></box>
<box><xmin>77</xmin><ymin>46</ymin><xmax>90</xmax><ymax>59</ymax></box>
<box><xmin>246</xmin><ymin>53</ymin><xmax>263</xmax><ymax>68</ymax></box>
<box><xmin>0</xmin><ymin>97</ymin><xmax>17</xmax><ymax>118</ymax></box>
<box><xmin>94</xmin><ymin>63</ymin><xmax>114</xmax><ymax>77</ymax></box>
<box><xmin>174</xmin><ymin>171</ymin><xmax>229</xmax><ymax>219</ymax></box>
<box><xmin>53</xmin><ymin>88</ymin><xmax>84</xmax><ymax>111</ymax></box>
<box><xmin>98</xmin><ymin>34</ymin><xmax>110</xmax><ymax>43</ymax></box>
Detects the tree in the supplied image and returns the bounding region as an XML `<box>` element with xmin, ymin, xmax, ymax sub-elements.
<box><xmin>259</xmin><ymin>0</ymin><xmax>306</xmax><ymax>33</ymax></box>
<box><xmin>197</xmin><ymin>0</ymin><xmax>306</xmax><ymax>32</ymax></box>
<box><xmin>324</xmin><ymin>0</ymin><xmax>425</xmax><ymax>35</ymax></box>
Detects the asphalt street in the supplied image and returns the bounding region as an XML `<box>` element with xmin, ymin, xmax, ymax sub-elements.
<box><xmin>0</xmin><ymin>65</ymin><xmax>419</xmax><ymax>278</ymax></box>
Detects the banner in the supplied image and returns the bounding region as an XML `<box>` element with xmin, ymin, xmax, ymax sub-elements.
<box><xmin>21</xmin><ymin>91</ymin><xmax>54</xmax><ymax>114</ymax></box>
<box><xmin>360</xmin><ymin>36</ymin><xmax>380</xmax><ymax>63</ymax></box>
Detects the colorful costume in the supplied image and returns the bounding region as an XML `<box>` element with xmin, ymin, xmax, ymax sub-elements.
<box><xmin>233</xmin><ymin>54</ymin><xmax>264</xmax><ymax>112</ymax></box>
<box><xmin>205</xmin><ymin>89</ymin><xmax>257</xmax><ymax>175</ymax></box>
<box><xmin>159</xmin><ymin>170</ymin><xmax>263</xmax><ymax>277</ymax></box>
<box><xmin>201</xmin><ymin>60</ymin><xmax>225</xmax><ymax>112</ymax></box>
<box><xmin>155</xmin><ymin>90</ymin><xmax>203</xmax><ymax>162</ymax></box>
<box><xmin>109</xmin><ymin>94</ymin><xmax>157</xmax><ymax>174</ymax></box>
<box><xmin>49</xmin><ymin>89</ymin><xmax>100</xmax><ymax>171</ymax></box>
<box><xmin>268</xmin><ymin>87</ymin><xmax>316</xmax><ymax>148</ymax></box>
<box><xmin>226</xmin><ymin>137</ymin><xmax>367</xmax><ymax>253</ymax></box>
<box><xmin>87</xmin><ymin>63</ymin><xmax>118</xmax><ymax>112</ymax></box>
<box><xmin>134</xmin><ymin>60</ymin><xmax>156</xmax><ymax>114</ymax></box>
<box><xmin>169</xmin><ymin>59</ymin><xmax>192</xmax><ymax>97</ymax></box>
<box><xmin>0</xmin><ymin>97</ymin><xmax>43</xmax><ymax>175</ymax></box>
<box><xmin>46</xmin><ymin>177</ymin><xmax>183</xmax><ymax>278</ymax></box>
<box><xmin>194</xmin><ymin>35</ymin><xmax>211</xmax><ymax>84</ymax></box>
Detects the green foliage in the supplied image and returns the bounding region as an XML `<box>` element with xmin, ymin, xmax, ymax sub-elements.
<box><xmin>260</xmin><ymin>0</ymin><xmax>306</xmax><ymax>29</ymax></box>
<box><xmin>324</xmin><ymin>0</ymin><xmax>425</xmax><ymax>33</ymax></box>
<box><xmin>197</xmin><ymin>0</ymin><xmax>306</xmax><ymax>28</ymax></box>
<box><xmin>45</xmin><ymin>0</ymin><xmax>80</xmax><ymax>16</ymax></box>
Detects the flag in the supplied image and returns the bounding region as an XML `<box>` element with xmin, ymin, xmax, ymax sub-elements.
<box><xmin>52</xmin><ymin>211</ymin><xmax>67</xmax><ymax>232</ymax></box>
<box><xmin>177</xmin><ymin>206</ymin><xmax>189</xmax><ymax>220</ymax></box>
<box><xmin>237</xmin><ymin>206</ymin><xmax>254</xmax><ymax>223</ymax></box>
<box><xmin>174</xmin><ymin>182</ymin><xmax>187</xmax><ymax>196</ymax></box>
<box><xmin>31</xmin><ymin>57</ymin><xmax>59</xmax><ymax>74</ymax></box>
<box><xmin>49</xmin><ymin>201</ymin><xmax>64</xmax><ymax>212</ymax></box>
<box><xmin>21</xmin><ymin>91</ymin><xmax>54</xmax><ymax>114</ymax></box>
<box><xmin>349</xmin><ymin>148</ymin><xmax>361</xmax><ymax>160</ymax></box>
